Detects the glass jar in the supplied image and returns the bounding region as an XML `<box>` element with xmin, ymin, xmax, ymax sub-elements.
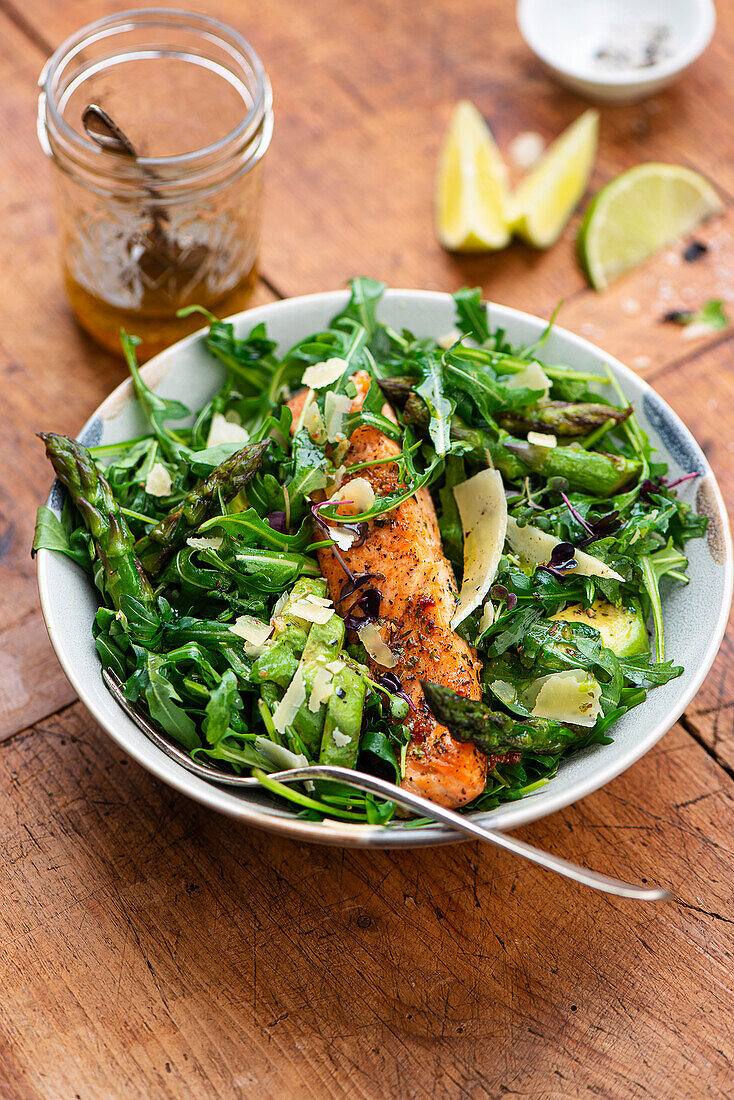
<box><xmin>37</xmin><ymin>8</ymin><xmax>273</xmax><ymax>359</ymax></box>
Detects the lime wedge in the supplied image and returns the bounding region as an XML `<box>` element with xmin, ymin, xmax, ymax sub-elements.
<box><xmin>511</xmin><ymin>109</ymin><xmax>599</xmax><ymax>249</ymax></box>
<box><xmin>578</xmin><ymin>163</ymin><xmax>723</xmax><ymax>290</ymax></box>
<box><xmin>435</xmin><ymin>100</ymin><xmax>510</xmax><ymax>252</ymax></box>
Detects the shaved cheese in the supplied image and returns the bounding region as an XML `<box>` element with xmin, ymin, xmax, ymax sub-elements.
<box><xmin>525</xmin><ymin>669</ymin><xmax>601</xmax><ymax>728</ymax></box>
<box><xmin>207</xmin><ymin>412</ymin><xmax>250</xmax><ymax>447</ymax></box>
<box><xmin>328</xmin><ymin>477</ymin><xmax>375</xmax><ymax>515</ymax></box>
<box><xmin>301</xmin><ymin>400</ymin><xmax>327</xmax><ymax>443</ymax></box>
<box><xmin>302</xmin><ymin>357</ymin><xmax>349</xmax><ymax>389</ymax></box>
<box><xmin>324</xmin><ymin>392</ymin><xmax>352</xmax><ymax>441</ymax></box>
<box><xmin>187</xmin><ymin>536</ymin><xmax>223</xmax><ymax>551</ymax></box>
<box><xmin>505</xmin><ymin>516</ymin><xmax>624</xmax><ymax>582</ymax></box>
<box><xmin>331</xmin><ymin>727</ymin><xmax>351</xmax><ymax>748</ymax></box>
<box><xmin>145</xmin><ymin>463</ymin><xmax>172</xmax><ymax>497</ymax></box>
<box><xmin>308</xmin><ymin>666</ymin><xmax>334</xmax><ymax>712</ymax></box>
<box><xmin>330</xmin><ymin>464</ymin><xmax>346</xmax><ymax>491</ymax></box>
<box><xmin>527</xmin><ymin>431</ymin><xmax>557</xmax><ymax>448</ymax></box>
<box><xmin>359</xmin><ymin>622</ymin><xmax>398</xmax><ymax>668</ymax></box>
<box><xmin>254</xmin><ymin>736</ymin><xmax>309</xmax><ymax>771</ymax></box>
<box><xmin>451</xmin><ymin>469</ymin><xmax>507</xmax><ymax>629</ymax></box>
<box><xmin>272</xmin><ymin>669</ymin><xmax>307</xmax><ymax>733</ymax></box>
<box><xmin>327</xmin><ymin>525</ymin><xmax>357</xmax><ymax>551</ymax></box>
<box><xmin>289</xmin><ymin>594</ymin><xmax>335</xmax><ymax>625</ymax></box>
<box><xmin>479</xmin><ymin>601</ymin><xmax>495</xmax><ymax>632</ymax></box>
<box><xmin>229</xmin><ymin>615</ymin><xmax>274</xmax><ymax>657</ymax></box>
<box><xmin>505</xmin><ymin>361</ymin><xmax>550</xmax><ymax>399</ymax></box>
<box><xmin>325</xmin><ymin>659</ymin><xmax>345</xmax><ymax>674</ymax></box>
<box><xmin>437</xmin><ymin>328</ymin><xmax>461</xmax><ymax>349</ymax></box>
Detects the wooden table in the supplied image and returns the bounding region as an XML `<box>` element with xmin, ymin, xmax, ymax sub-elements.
<box><xmin>1</xmin><ymin>1</ymin><xmax>733</xmax><ymax>1096</ymax></box>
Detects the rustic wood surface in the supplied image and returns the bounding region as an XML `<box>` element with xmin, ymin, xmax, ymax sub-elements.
<box><xmin>0</xmin><ymin>0</ymin><xmax>732</xmax><ymax>1096</ymax></box>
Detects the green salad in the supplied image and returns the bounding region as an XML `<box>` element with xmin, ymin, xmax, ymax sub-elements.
<box><xmin>33</xmin><ymin>279</ymin><xmax>705</xmax><ymax>824</ymax></box>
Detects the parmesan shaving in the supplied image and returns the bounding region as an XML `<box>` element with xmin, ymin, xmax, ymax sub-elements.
<box><xmin>505</xmin><ymin>516</ymin><xmax>624</xmax><ymax>582</ymax></box>
<box><xmin>504</xmin><ymin>361</ymin><xmax>550</xmax><ymax>398</ymax></box>
<box><xmin>302</xmin><ymin>357</ymin><xmax>349</xmax><ymax>389</ymax></box>
<box><xmin>479</xmin><ymin>601</ymin><xmax>495</xmax><ymax>632</ymax></box>
<box><xmin>327</xmin><ymin>525</ymin><xmax>357</xmax><ymax>551</ymax></box>
<box><xmin>527</xmin><ymin>431</ymin><xmax>557</xmax><ymax>448</ymax></box>
<box><xmin>229</xmin><ymin>615</ymin><xmax>273</xmax><ymax>657</ymax></box>
<box><xmin>451</xmin><ymin>469</ymin><xmax>507</xmax><ymax>629</ymax></box>
<box><xmin>301</xmin><ymin>400</ymin><xmax>327</xmax><ymax>443</ymax></box>
<box><xmin>328</xmin><ymin>477</ymin><xmax>375</xmax><ymax>515</ymax></box>
<box><xmin>254</xmin><ymin>737</ymin><xmax>309</xmax><ymax>771</ymax></box>
<box><xmin>145</xmin><ymin>463</ymin><xmax>172</xmax><ymax>497</ymax></box>
<box><xmin>186</xmin><ymin>536</ymin><xmax>223</xmax><ymax>551</ymax></box>
<box><xmin>526</xmin><ymin>669</ymin><xmax>602</xmax><ymax>728</ymax></box>
<box><xmin>206</xmin><ymin>412</ymin><xmax>250</xmax><ymax>447</ymax></box>
<box><xmin>359</xmin><ymin>622</ymin><xmax>398</xmax><ymax>668</ymax></box>
<box><xmin>331</xmin><ymin>728</ymin><xmax>351</xmax><ymax>748</ymax></box>
<box><xmin>308</xmin><ymin>666</ymin><xmax>334</xmax><ymax>712</ymax></box>
<box><xmin>289</xmin><ymin>595</ymin><xmax>336</xmax><ymax>625</ymax></box>
<box><xmin>324</xmin><ymin>392</ymin><xmax>352</xmax><ymax>442</ymax></box>
<box><xmin>272</xmin><ymin>670</ymin><xmax>307</xmax><ymax>733</ymax></box>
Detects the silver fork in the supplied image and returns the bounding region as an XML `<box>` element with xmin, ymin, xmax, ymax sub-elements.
<box><xmin>102</xmin><ymin>668</ymin><xmax>670</xmax><ymax>901</ymax></box>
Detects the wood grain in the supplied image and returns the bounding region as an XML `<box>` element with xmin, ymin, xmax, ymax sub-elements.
<box><xmin>0</xmin><ymin>0</ymin><xmax>733</xmax><ymax>1095</ymax></box>
<box><xmin>0</xmin><ymin>705</ymin><xmax>733</xmax><ymax>1100</ymax></box>
<box><xmin>0</xmin><ymin>612</ymin><xmax>76</xmax><ymax>741</ymax></box>
<box><xmin>653</xmin><ymin>341</ymin><xmax>734</xmax><ymax>772</ymax></box>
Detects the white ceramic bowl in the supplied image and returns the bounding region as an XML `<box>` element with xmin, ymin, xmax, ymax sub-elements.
<box><xmin>517</xmin><ymin>0</ymin><xmax>716</xmax><ymax>104</ymax></box>
<box><xmin>37</xmin><ymin>290</ymin><xmax>732</xmax><ymax>847</ymax></box>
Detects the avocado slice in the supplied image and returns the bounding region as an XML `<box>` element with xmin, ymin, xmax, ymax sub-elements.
<box><xmin>550</xmin><ymin>598</ymin><xmax>647</xmax><ymax>658</ymax></box>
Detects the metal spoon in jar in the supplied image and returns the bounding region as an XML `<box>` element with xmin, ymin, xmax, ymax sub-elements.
<box><xmin>102</xmin><ymin>668</ymin><xmax>671</xmax><ymax>902</ymax></box>
<box><xmin>82</xmin><ymin>103</ymin><xmax>171</xmax><ymax>245</ymax></box>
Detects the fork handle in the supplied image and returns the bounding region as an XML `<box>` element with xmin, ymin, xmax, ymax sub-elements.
<box><xmin>282</xmin><ymin>765</ymin><xmax>672</xmax><ymax>902</ymax></box>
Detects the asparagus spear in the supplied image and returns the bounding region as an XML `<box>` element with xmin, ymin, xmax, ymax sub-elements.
<box><xmin>421</xmin><ymin>680</ymin><xmax>589</xmax><ymax>756</ymax></box>
<box><xmin>401</xmin><ymin>393</ymin><xmax>640</xmax><ymax>495</ymax></box>
<box><xmin>135</xmin><ymin>440</ymin><xmax>269</xmax><ymax>577</ymax></box>
<box><xmin>498</xmin><ymin>401</ymin><xmax>631</xmax><ymax>437</ymax></box>
<box><xmin>40</xmin><ymin>433</ymin><xmax>154</xmax><ymax>613</ymax></box>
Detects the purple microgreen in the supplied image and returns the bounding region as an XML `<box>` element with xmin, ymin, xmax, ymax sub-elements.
<box><xmin>579</xmin><ymin>510</ymin><xmax>621</xmax><ymax>547</ymax></box>
<box><xmin>560</xmin><ymin>492</ymin><xmax>595</xmax><ymax>538</ymax></box>
<box><xmin>377</xmin><ymin>671</ymin><xmax>416</xmax><ymax>713</ymax></box>
<box><xmin>343</xmin><ymin>586</ymin><xmax>381</xmax><ymax>631</ymax></box>
<box><xmin>640</xmin><ymin>472</ymin><xmax>700</xmax><ymax>502</ymax></box>
<box><xmin>666</xmin><ymin>471</ymin><xmax>700</xmax><ymax>490</ymax></box>
<box><xmin>310</xmin><ymin>500</ymin><xmax>356</xmax><ymax>581</ymax></box>
<box><xmin>265</xmin><ymin>510</ymin><xmax>287</xmax><ymax>533</ymax></box>
<box><xmin>490</xmin><ymin>584</ymin><xmax>518</xmax><ymax>611</ymax></box>
<box><xmin>537</xmin><ymin>542</ymin><xmax>577</xmax><ymax>581</ymax></box>
<box><xmin>338</xmin><ymin>571</ymin><xmax>382</xmax><ymax>603</ymax></box>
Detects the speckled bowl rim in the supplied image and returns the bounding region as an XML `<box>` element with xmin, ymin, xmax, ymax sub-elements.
<box><xmin>37</xmin><ymin>290</ymin><xmax>733</xmax><ymax>847</ymax></box>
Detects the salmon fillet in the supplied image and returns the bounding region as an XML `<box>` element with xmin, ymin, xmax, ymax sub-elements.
<box><xmin>287</xmin><ymin>372</ymin><xmax>487</xmax><ymax>808</ymax></box>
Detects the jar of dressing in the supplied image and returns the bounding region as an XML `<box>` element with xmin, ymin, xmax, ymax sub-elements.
<box><xmin>37</xmin><ymin>8</ymin><xmax>273</xmax><ymax>359</ymax></box>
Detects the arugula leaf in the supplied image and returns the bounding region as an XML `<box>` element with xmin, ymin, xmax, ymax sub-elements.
<box><xmin>453</xmin><ymin>287</ymin><xmax>490</xmax><ymax>342</ymax></box>
<box><xmin>121</xmin><ymin>332</ymin><xmax>191</xmax><ymax>464</ymax></box>
<box><xmin>144</xmin><ymin>659</ymin><xmax>199</xmax><ymax>750</ymax></box>
<box><xmin>203</xmin><ymin>669</ymin><xmax>241</xmax><ymax>747</ymax></box>
<box><xmin>32</xmin><ymin>504</ymin><xmax>92</xmax><ymax>570</ymax></box>
<box><xmin>415</xmin><ymin>354</ymin><xmax>455</xmax><ymax>455</ymax></box>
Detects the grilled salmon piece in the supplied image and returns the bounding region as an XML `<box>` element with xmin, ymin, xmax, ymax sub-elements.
<box><xmin>287</xmin><ymin>373</ymin><xmax>487</xmax><ymax>809</ymax></box>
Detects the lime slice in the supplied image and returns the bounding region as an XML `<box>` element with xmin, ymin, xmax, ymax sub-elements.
<box><xmin>578</xmin><ymin>163</ymin><xmax>722</xmax><ymax>290</ymax></box>
<box><xmin>435</xmin><ymin>100</ymin><xmax>510</xmax><ymax>252</ymax></box>
<box><xmin>511</xmin><ymin>109</ymin><xmax>599</xmax><ymax>249</ymax></box>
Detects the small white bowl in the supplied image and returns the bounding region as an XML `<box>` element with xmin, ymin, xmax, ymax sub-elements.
<box><xmin>517</xmin><ymin>0</ymin><xmax>716</xmax><ymax>104</ymax></box>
